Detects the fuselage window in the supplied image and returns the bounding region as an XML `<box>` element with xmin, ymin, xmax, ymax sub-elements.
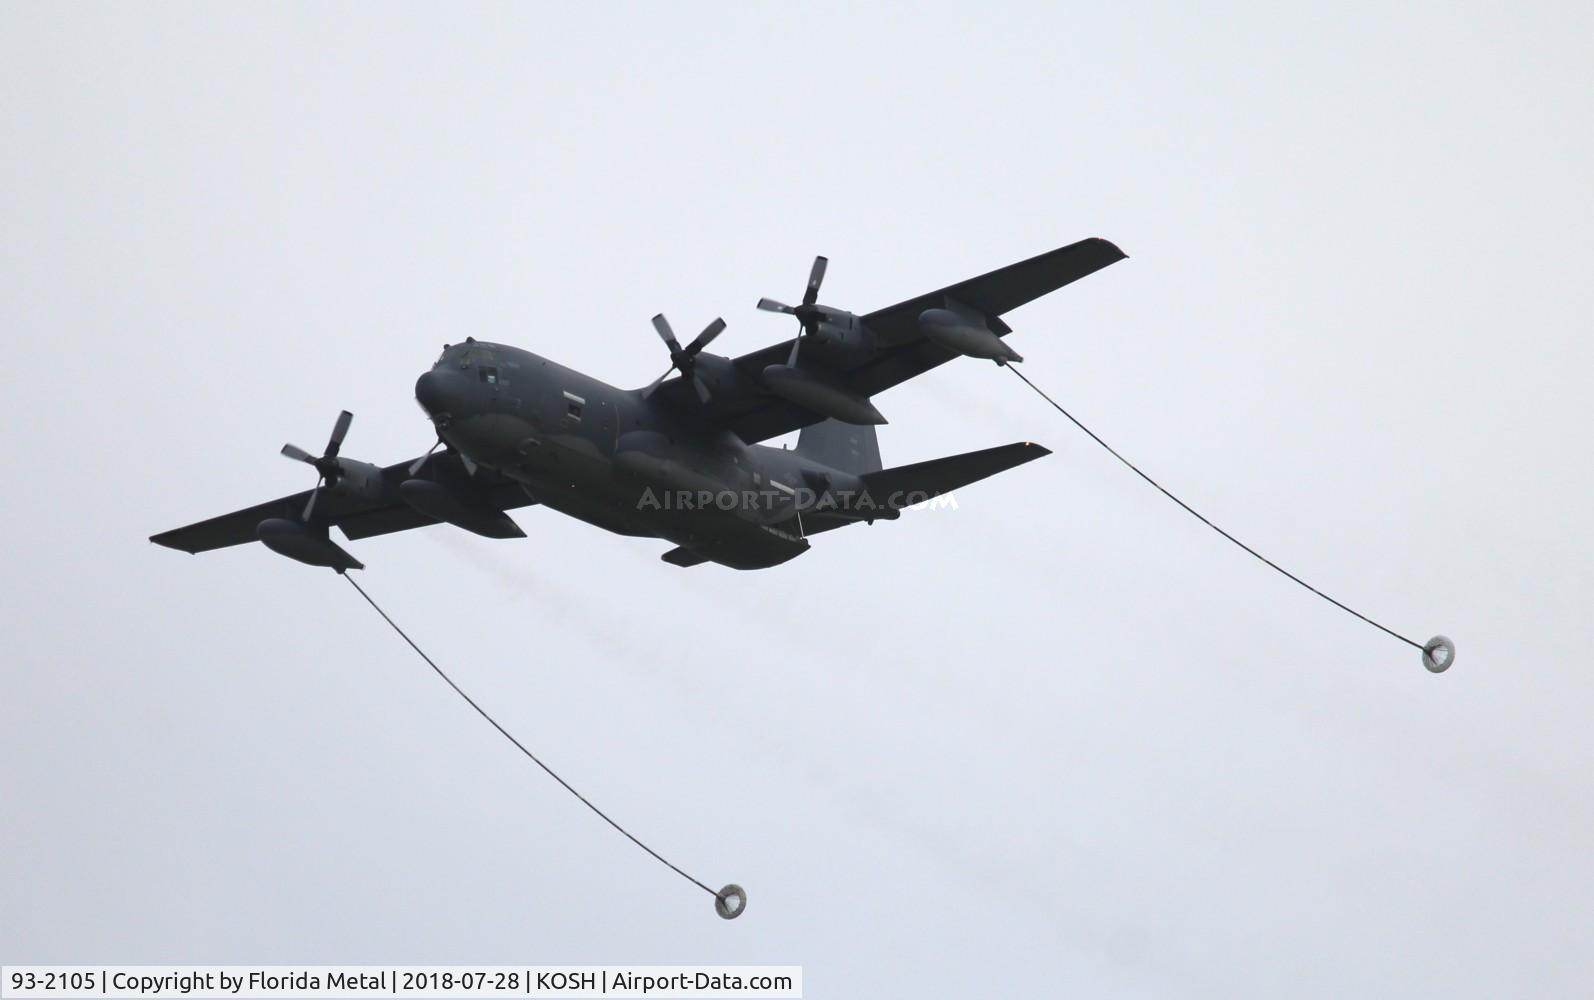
<box><xmin>566</xmin><ymin>402</ymin><xmax>582</xmax><ymax>420</ymax></box>
<box><xmin>479</xmin><ymin>366</ymin><xmax>499</xmax><ymax>384</ymax></box>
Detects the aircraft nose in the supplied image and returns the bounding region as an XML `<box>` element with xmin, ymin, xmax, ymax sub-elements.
<box><xmin>414</xmin><ymin>369</ymin><xmax>459</xmax><ymax>418</ymax></box>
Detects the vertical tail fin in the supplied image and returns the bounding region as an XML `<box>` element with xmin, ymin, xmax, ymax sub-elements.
<box><xmin>796</xmin><ymin>419</ymin><xmax>883</xmax><ymax>475</ymax></box>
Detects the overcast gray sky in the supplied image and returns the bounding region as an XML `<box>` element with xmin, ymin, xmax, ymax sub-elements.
<box><xmin>3</xmin><ymin>3</ymin><xmax>1593</xmax><ymax>996</ymax></box>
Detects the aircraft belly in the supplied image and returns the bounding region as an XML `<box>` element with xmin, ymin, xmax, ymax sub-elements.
<box><xmin>509</xmin><ymin>449</ymin><xmax>655</xmax><ymax>538</ymax></box>
<box><xmin>634</xmin><ymin>504</ymin><xmax>809</xmax><ymax>569</ymax></box>
<box><xmin>515</xmin><ymin>443</ymin><xmax>806</xmax><ymax>566</ymax></box>
<box><xmin>474</xmin><ymin>416</ymin><xmax>810</xmax><ymax>568</ymax></box>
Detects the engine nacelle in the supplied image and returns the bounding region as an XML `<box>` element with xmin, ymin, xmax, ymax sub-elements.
<box><xmin>810</xmin><ymin>310</ymin><xmax>876</xmax><ymax>355</ymax></box>
<box><xmin>325</xmin><ymin>457</ymin><xmax>385</xmax><ymax>502</ymax></box>
<box><xmin>684</xmin><ymin>352</ymin><xmax>752</xmax><ymax>401</ymax></box>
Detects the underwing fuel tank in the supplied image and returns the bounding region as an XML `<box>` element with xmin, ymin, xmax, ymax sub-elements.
<box><xmin>399</xmin><ymin>479</ymin><xmax>526</xmax><ymax>539</ymax></box>
<box><xmin>761</xmin><ymin>365</ymin><xmax>887</xmax><ymax>425</ymax></box>
<box><xmin>917</xmin><ymin>308</ymin><xmax>1023</xmax><ymax>364</ymax></box>
<box><xmin>256</xmin><ymin>518</ymin><xmax>364</xmax><ymax>572</ymax></box>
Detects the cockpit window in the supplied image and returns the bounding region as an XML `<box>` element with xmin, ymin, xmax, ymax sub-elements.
<box><xmin>439</xmin><ymin>338</ymin><xmax>500</xmax><ymax>371</ymax></box>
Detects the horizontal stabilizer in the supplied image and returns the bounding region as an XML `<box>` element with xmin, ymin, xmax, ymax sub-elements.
<box><xmin>860</xmin><ymin>441</ymin><xmax>1050</xmax><ymax>510</ymax></box>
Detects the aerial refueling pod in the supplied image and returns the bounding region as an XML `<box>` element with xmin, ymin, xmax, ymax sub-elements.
<box><xmin>918</xmin><ymin>307</ymin><xmax>1023</xmax><ymax>365</ymax></box>
<box><xmin>256</xmin><ymin>518</ymin><xmax>364</xmax><ymax>572</ymax></box>
<box><xmin>399</xmin><ymin>479</ymin><xmax>526</xmax><ymax>539</ymax></box>
<box><xmin>761</xmin><ymin>364</ymin><xmax>887</xmax><ymax>425</ymax></box>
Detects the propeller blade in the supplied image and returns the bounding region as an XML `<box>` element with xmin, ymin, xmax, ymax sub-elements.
<box><xmin>324</xmin><ymin>410</ymin><xmax>353</xmax><ymax>458</ymax></box>
<box><xmin>651</xmin><ymin>314</ymin><xmax>682</xmax><ymax>352</ymax></box>
<box><xmin>302</xmin><ymin>476</ymin><xmax>324</xmax><ymax>521</ymax></box>
<box><xmin>685</xmin><ymin>317</ymin><xmax>726</xmax><ymax>356</ymax></box>
<box><xmin>692</xmin><ymin>374</ymin><xmax>711</xmax><ymax>404</ymax></box>
<box><xmin>408</xmin><ymin>440</ymin><xmax>443</xmax><ymax>476</ymax></box>
<box><xmin>802</xmin><ymin>256</ymin><xmax>828</xmax><ymax>306</ymax></box>
<box><xmin>281</xmin><ymin>443</ymin><xmax>316</xmax><ymax>464</ymax></box>
<box><xmin>787</xmin><ymin>336</ymin><xmax>801</xmax><ymax>368</ymax></box>
<box><xmin>459</xmin><ymin>453</ymin><xmax>478</xmax><ymax>477</ymax></box>
<box><xmin>757</xmin><ymin>298</ymin><xmax>796</xmax><ymax>315</ymax></box>
<box><xmin>642</xmin><ymin>366</ymin><xmax>675</xmax><ymax>399</ymax></box>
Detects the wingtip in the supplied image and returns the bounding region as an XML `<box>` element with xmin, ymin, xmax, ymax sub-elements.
<box><xmin>150</xmin><ymin>530</ymin><xmax>205</xmax><ymax>554</ymax></box>
<box><xmin>1088</xmin><ymin>236</ymin><xmax>1128</xmax><ymax>260</ymax></box>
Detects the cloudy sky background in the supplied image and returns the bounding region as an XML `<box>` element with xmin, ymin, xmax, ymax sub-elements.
<box><xmin>3</xmin><ymin>3</ymin><xmax>1592</xmax><ymax>996</ymax></box>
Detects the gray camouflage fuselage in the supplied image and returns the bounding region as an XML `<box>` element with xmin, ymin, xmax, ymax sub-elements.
<box><xmin>416</xmin><ymin>340</ymin><xmax>865</xmax><ymax>569</ymax></box>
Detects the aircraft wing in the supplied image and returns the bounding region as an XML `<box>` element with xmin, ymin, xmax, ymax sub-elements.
<box><xmin>656</xmin><ymin>238</ymin><xmax>1125</xmax><ymax>444</ymax></box>
<box><xmin>149</xmin><ymin>452</ymin><xmax>537</xmax><ymax>554</ymax></box>
<box><xmin>856</xmin><ymin>237</ymin><xmax>1127</xmax><ymax>344</ymax></box>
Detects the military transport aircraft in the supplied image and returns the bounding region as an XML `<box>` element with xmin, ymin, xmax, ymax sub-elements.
<box><xmin>151</xmin><ymin>238</ymin><xmax>1125</xmax><ymax>570</ymax></box>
